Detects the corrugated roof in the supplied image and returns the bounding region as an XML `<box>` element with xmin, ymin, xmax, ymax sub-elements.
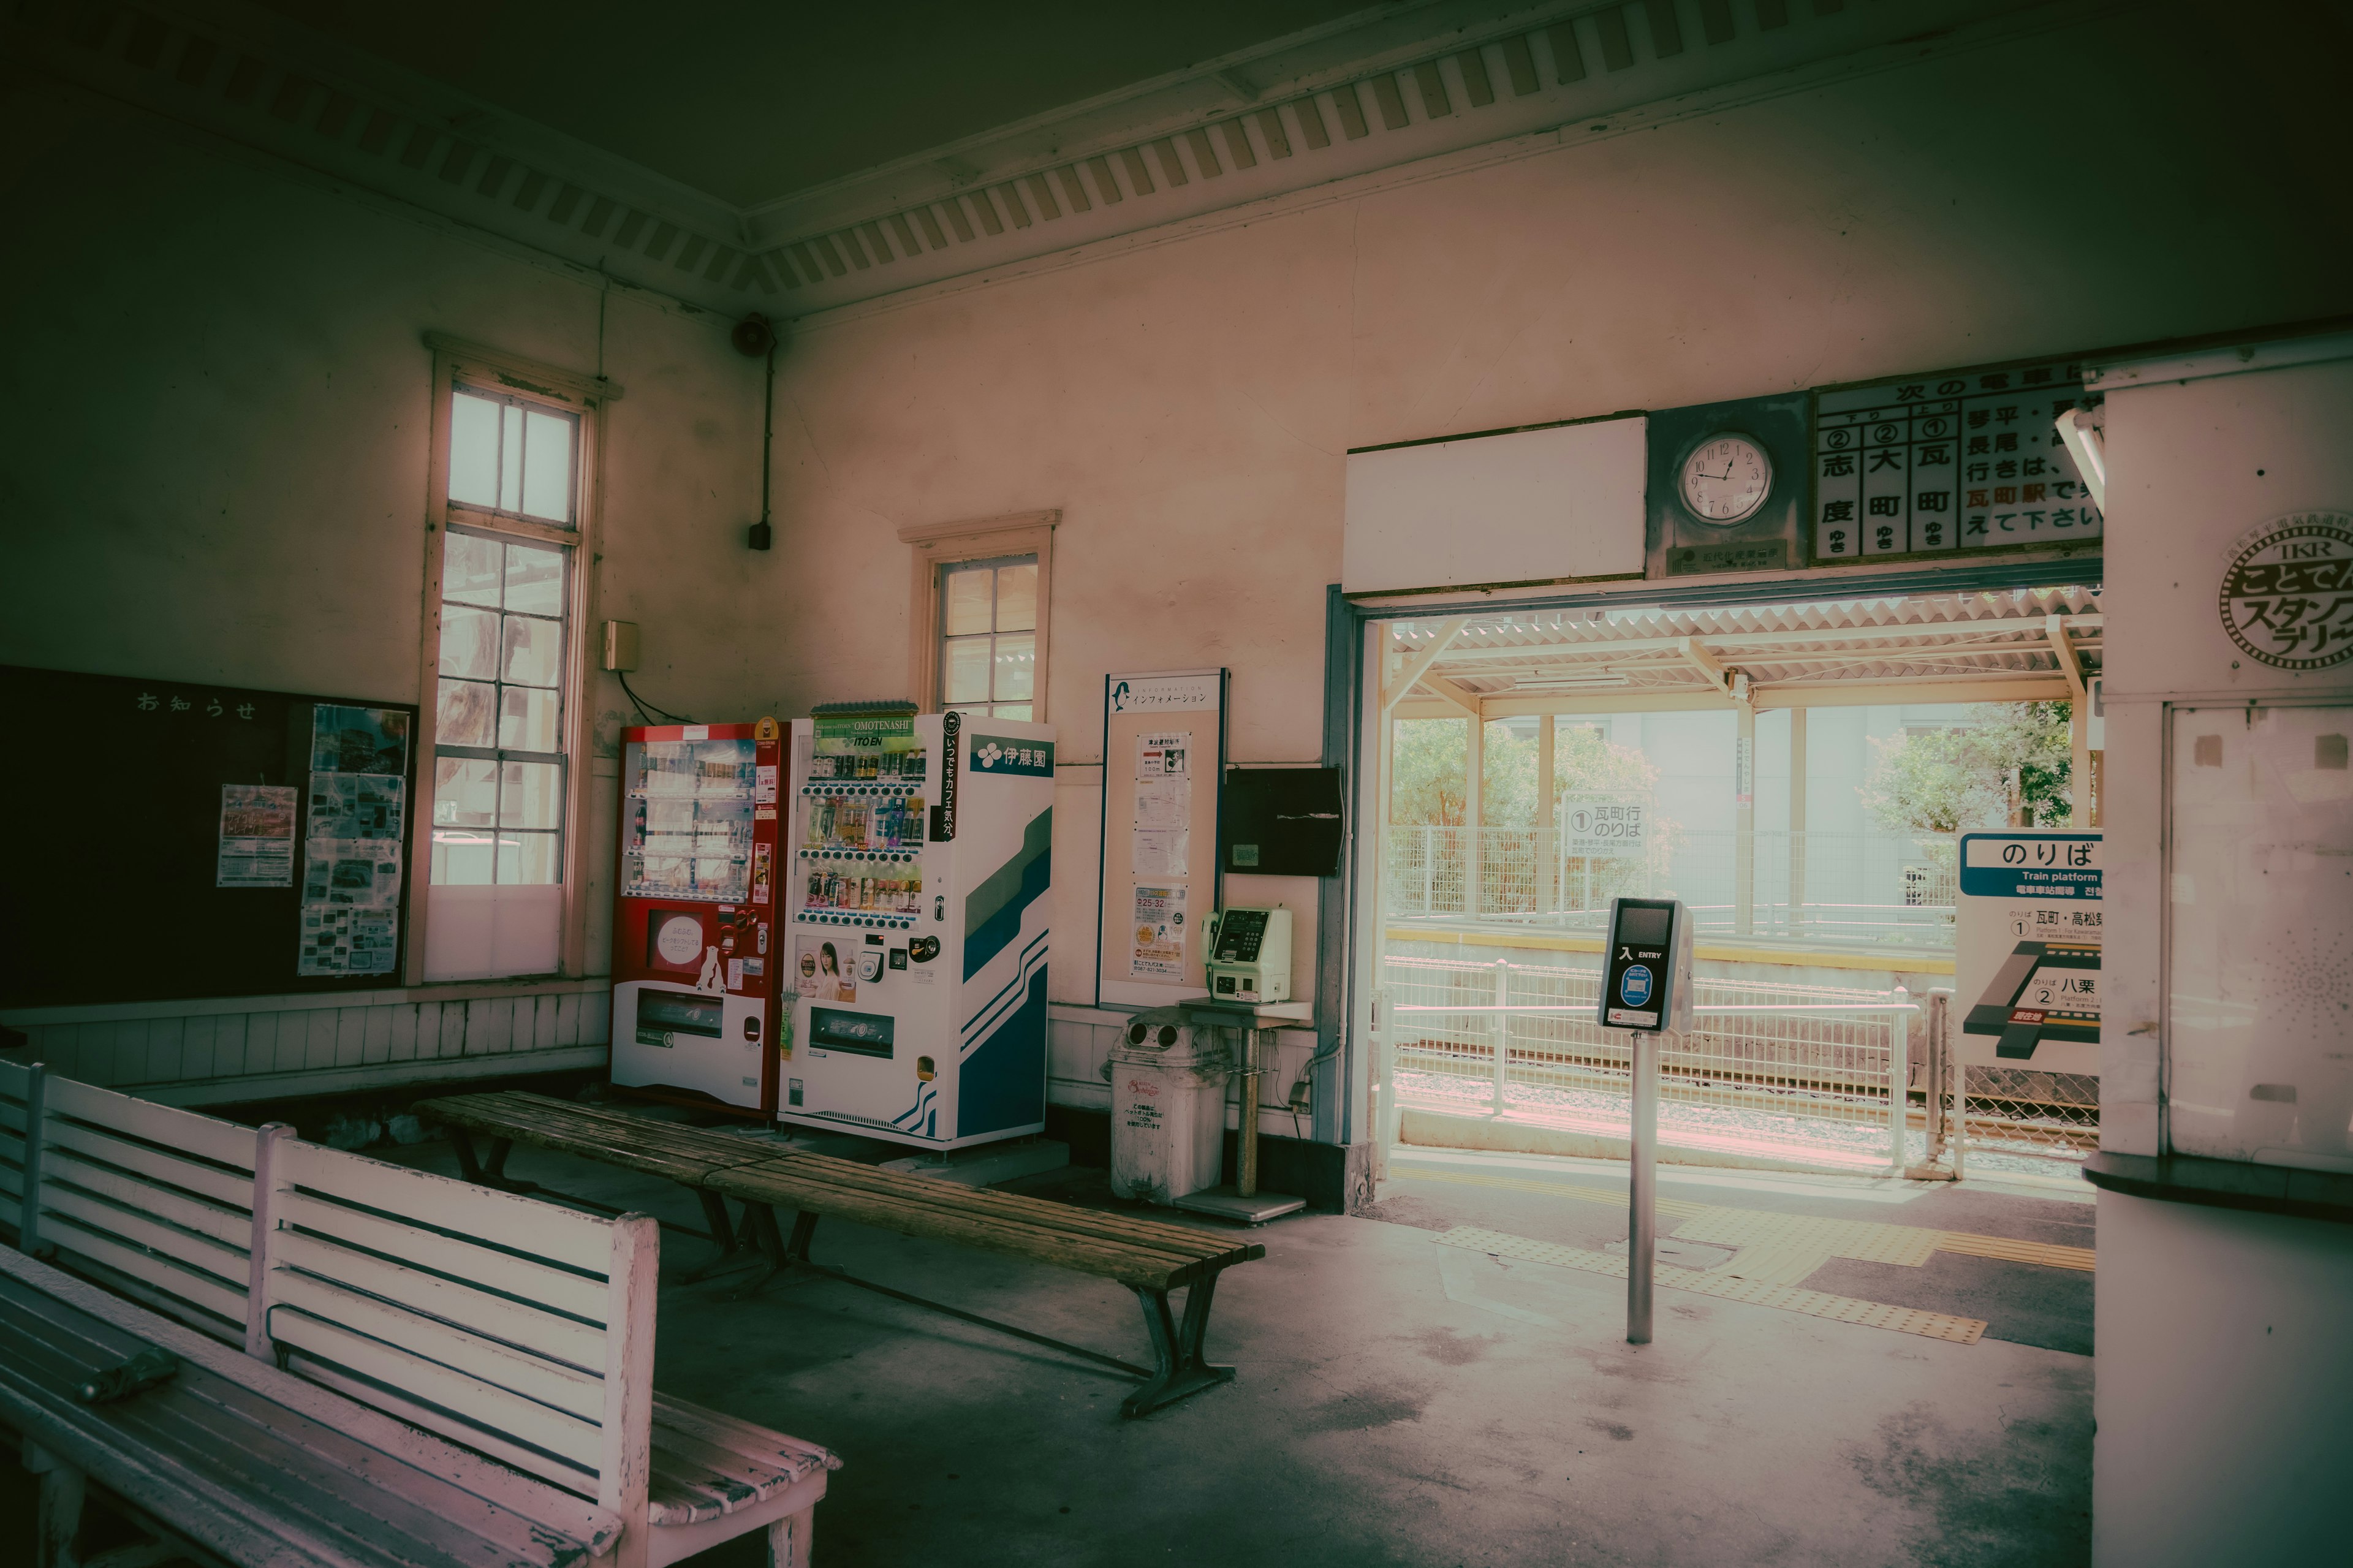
<box><xmin>1387</xmin><ymin>586</ymin><xmax>2099</xmax><ymax>705</ymax></box>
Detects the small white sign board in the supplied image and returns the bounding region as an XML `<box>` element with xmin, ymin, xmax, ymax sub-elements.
<box><xmin>1561</xmin><ymin>794</ymin><xmax>1648</xmax><ymax>858</ymax></box>
<box><xmin>1955</xmin><ymin>831</ymin><xmax>2101</xmax><ymax>1075</ymax></box>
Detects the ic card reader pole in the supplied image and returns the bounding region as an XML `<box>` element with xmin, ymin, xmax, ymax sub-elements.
<box><xmin>1597</xmin><ymin>897</ymin><xmax>1692</xmax><ymax>1346</ymax></box>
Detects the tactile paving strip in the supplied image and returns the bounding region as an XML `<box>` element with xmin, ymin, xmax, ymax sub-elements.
<box><xmin>1431</xmin><ymin>1226</ymin><xmax>1988</xmax><ymax>1345</ymax></box>
<box><xmin>1392</xmin><ymin>1164</ymin><xmax>2094</xmax><ymax>1274</ymax></box>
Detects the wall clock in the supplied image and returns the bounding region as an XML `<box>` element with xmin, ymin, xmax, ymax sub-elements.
<box><xmin>1679</xmin><ymin>433</ymin><xmax>1774</xmax><ymax>525</ymax></box>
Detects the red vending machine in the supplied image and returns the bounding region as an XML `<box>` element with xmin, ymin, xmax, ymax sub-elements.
<box><xmin>610</xmin><ymin>718</ymin><xmax>786</xmax><ymax>1114</ymax></box>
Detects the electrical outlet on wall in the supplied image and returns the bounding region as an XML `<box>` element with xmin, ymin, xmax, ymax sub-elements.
<box><xmin>602</xmin><ymin>620</ymin><xmax>640</xmax><ymax>672</ymax></box>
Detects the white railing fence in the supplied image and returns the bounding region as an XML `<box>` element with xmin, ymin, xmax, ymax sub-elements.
<box><xmin>1383</xmin><ymin>953</ymin><xmax>1920</xmax><ymax>1173</ymax></box>
<box><xmin>1383</xmin><ymin>825</ymin><xmax>1957</xmax><ymax>947</ymax></box>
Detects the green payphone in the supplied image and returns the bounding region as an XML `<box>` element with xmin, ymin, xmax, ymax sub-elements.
<box><xmin>1203</xmin><ymin>906</ymin><xmax>1292</xmax><ymax>1006</ymax></box>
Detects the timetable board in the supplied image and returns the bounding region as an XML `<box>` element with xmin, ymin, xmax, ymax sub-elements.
<box><xmin>1811</xmin><ymin>356</ymin><xmax>2104</xmax><ymax>562</ymax></box>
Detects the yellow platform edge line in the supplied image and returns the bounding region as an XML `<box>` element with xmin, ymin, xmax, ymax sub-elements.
<box><xmin>1393</xmin><ymin>1163</ymin><xmax>2092</xmax><ymax>1271</ymax></box>
<box><xmin>1432</xmin><ymin>1227</ymin><xmax>1987</xmax><ymax>1345</ymax></box>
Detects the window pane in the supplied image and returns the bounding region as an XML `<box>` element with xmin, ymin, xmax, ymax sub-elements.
<box><xmin>433</xmin><ymin>757</ymin><xmax>498</xmax><ymax>828</ymax></box>
<box><xmin>993</xmin><ymin>633</ymin><xmax>1036</xmax><ymax>700</ymax></box>
<box><xmin>502</xmin><ymin>537</ymin><xmax>565</xmax><ymax>616</ymax></box>
<box><xmin>995</xmin><ymin>562</ymin><xmax>1038</xmax><ymax>632</ymax></box>
<box><xmin>437</xmin><ymin>678</ymin><xmax>497</xmax><ymax>749</ymax></box>
<box><xmin>439</xmin><ymin>606</ymin><xmax>499</xmax><ymax>680</ymax></box>
<box><xmin>502</xmin><ymin>615</ymin><xmax>563</xmax><ymax>687</ymax></box>
<box><xmin>521</xmin><ymin>409</ymin><xmax>575</xmax><ymax>523</ymax></box>
<box><xmin>996</xmin><ymin>703</ymin><xmax>1033</xmax><ymax>722</ymax></box>
<box><xmin>432</xmin><ymin>826</ymin><xmax>496</xmax><ymax>885</ymax></box>
<box><xmin>943</xmin><ymin>567</ymin><xmax>993</xmax><ymax>637</ymax></box>
<box><xmin>943</xmin><ymin>637</ymin><xmax>991</xmax><ymax>702</ymax></box>
<box><xmin>499</xmin><ymin>831</ymin><xmax>563</xmax><ymax>885</ymax></box>
<box><xmin>500</xmin><ymin>760</ymin><xmax>564</xmax><ymax>828</ymax></box>
<box><xmin>444</xmin><ymin>532</ymin><xmax>503</xmax><ymax>607</ymax></box>
<box><xmin>498</xmin><ymin>403</ymin><xmax>524</xmax><ymax>513</ymax></box>
<box><xmin>499</xmin><ymin>686</ymin><xmax>561</xmax><ymax>751</ymax></box>
<box><xmin>449</xmin><ymin>392</ymin><xmax>501</xmax><ymax>507</ymax></box>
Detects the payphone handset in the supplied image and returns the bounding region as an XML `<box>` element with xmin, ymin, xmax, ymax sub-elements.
<box><xmin>1598</xmin><ymin>897</ymin><xmax>1692</xmax><ymax>1034</ymax></box>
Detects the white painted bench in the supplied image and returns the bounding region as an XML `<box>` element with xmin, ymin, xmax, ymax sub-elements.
<box><xmin>2</xmin><ymin>1061</ymin><xmax>840</xmax><ymax>1567</ymax></box>
<box><xmin>2</xmin><ymin>1244</ymin><xmax>619</xmax><ymax>1568</ymax></box>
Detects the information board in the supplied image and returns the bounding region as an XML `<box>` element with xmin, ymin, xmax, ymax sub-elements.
<box><xmin>1954</xmin><ymin>831</ymin><xmax>2101</xmax><ymax>1074</ymax></box>
<box><xmin>1812</xmin><ymin>355</ymin><xmax>2104</xmax><ymax>562</ymax></box>
<box><xmin>0</xmin><ymin>664</ymin><xmax>420</xmax><ymax>1007</ymax></box>
<box><xmin>1095</xmin><ymin>669</ymin><xmax>1226</xmax><ymax>1007</ymax></box>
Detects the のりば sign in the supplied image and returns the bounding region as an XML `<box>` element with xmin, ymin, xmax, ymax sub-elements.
<box><xmin>1958</xmin><ymin>833</ymin><xmax>2101</xmax><ymax>900</ymax></box>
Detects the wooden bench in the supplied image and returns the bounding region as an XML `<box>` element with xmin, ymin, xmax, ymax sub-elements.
<box><xmin>3</xmin><ymin>1244</ymin><xmax>617</xmax><ymax>1568</ymax></box>
<box><xmin>2</xmin><ymin>1062</ymin><xmax>840</xmax><ymax>1567</ymax></box>
<box><xmin>422</xmin><ymin>1091</ymin><xmax>1267</xmax><ymax>1417</ymax></box>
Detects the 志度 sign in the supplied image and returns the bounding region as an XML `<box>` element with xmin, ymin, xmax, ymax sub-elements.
<box><xmin>1561</xmin><ymin>793</ymin><xmax>1647</xmax><ymax>858</ymax></box>
<box><xmin>1956</xmin><ymin>831</ymin><xmax>2101</xmax><ymax>1071</ymax></box>
<box><xmin>2218</xmin><ymin>511</ymin><xmax>2353</xmax><ymax>672</ymax></box>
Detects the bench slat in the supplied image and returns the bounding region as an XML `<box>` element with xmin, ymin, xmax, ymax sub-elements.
<box><xmin>270</xmin><ymin>1306</ymin><xmax>608</xmax><ymax>1473</ymax></box>
<box><xmin>39</xmin><ymin>1118</ymin><xmax>256</xmax><ymax>1209</ymax></box>
<box><xmin>269</xmin><ymin>1265</ymin><xmax>607</xmax><ymax>1423</ymax></box>
<box><xmin>274</xmin><ymin>1226</ymin><xmax>607</xmax><ymax>1369</ymax></box>
<box><xmin>0</xmin><ymin>1249</ymin><xmax>623</xmax><ymax>1553</ymax></box>
<box><xmin>275</xmin><ymin>1187</ymin><xmax>611</xmax><ymax>1325</ymax></box>
<box><xmin>39</xmin><ymin>1210</ymin><xmax>249</xmax><ymax>1322</ymax></box>
<box><xmin>708</xmin><ymin>1168</ymin><xmax>1245</xmax><ymax>1290</ymax></box>
<box><xmin>651</xmin><ymin>1392</ymin><xmax>843</xmax><ymax>1480</ymax></box>
<box><xmin>40</xmin><ymin>1180</ymin><xmax>251</xmax><ymax>1287</ymax></box>
<box><xmin>279</xmin><ymin>1140</ymin><xmax>614</xmax><ymax>1276</ymax></box>
<box><xmin>47</xmin><ymin>1076</ymin><xmax>259</xmax><ymax>1170</ymax></box>
<box><xmin>430</xmin><ymin>1093</ymin><xmax>782</xmax><ymax>1166</ymax></box>
<box><xmin>645</xmin><ymin>1422</ymin><xmax>810</xmax><ymax>1524</ymax></box>
<box><xmin>728</xmin><ymin>1151</ymin><xmax>1260</xmax><ymax>1262</ymax></box>
<box><xmin>39</xmin><ymin>1145</ymin><xmax>253</xmax><ymax>1248</ymax></box>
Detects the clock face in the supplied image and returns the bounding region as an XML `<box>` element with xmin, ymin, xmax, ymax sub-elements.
<box><xmin>1680</xmin><ymin>434</ymin><xmax>1773</xmax><ymax>526</ymax></box>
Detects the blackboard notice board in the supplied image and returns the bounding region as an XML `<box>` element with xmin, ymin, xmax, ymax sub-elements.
<box><xmin>0</xmin><ymin>665</ymin><xmax>421</xmax><ymax>1008</ymax></box>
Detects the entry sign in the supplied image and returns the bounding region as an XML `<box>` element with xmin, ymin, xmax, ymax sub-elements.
<box><xmin>1599</xmin><ymin>897</ymin><xmax>1693</xmax><ymax>1033</ymax></box>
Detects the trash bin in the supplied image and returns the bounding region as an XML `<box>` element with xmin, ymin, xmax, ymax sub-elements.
<box><xmin>1107</xmin><ymin>1007</ymin><xmax>1232</xmax><ymax>1206</ymax></box>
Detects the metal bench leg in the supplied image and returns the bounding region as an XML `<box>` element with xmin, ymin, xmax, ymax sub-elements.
<box><xmin>680</xmin><ymin>1190</ymin><xmax>759</xmax><ymax>1282</ymax></box>
<box><xmin>729</xmin><ymin>1205</ymin><xmax>818</xmax><ymax>1298</ymax></box>
<box><xmin>1121</xmin><ymin>1273</ymin><xmax>1235</xmax><ymax>1417</ymax></box>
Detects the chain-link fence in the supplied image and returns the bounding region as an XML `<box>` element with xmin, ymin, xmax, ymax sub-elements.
<box><xmin>1384</xmin><ymin>825</ymin><xmax>1956</xmax><ymax>947</ymax></box>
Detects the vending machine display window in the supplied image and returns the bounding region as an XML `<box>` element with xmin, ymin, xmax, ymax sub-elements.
<box><xmin>623</xmin><ymin>737</ymin><xmax>756</xmax><ymax>902</ymax></box>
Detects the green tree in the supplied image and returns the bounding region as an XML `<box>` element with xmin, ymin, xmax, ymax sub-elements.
<box><xmin>1388</xmin><ymin>718</ymin><xmax>1663</xmax><ymax>825</ymax></box>
<box><xmin>1858</xmin><ymin>702</ymin><xmax>2075</xmax><ymax>833</ymax></box>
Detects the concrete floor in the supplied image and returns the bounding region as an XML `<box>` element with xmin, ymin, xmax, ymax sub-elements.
<box><xmin>5</xmin><ymin>1134</ymin><xmax>2095</xmax><ymax>1568</ymax></box>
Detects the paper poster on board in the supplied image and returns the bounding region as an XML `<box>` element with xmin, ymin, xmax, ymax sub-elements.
<box><xmin>1137</xmin><ymin>732</ymin><xmax>1191</xmax><ymax>779</ymax></box>
<box><xmin>1134</xmin><ymin>829</ymin><xmax>1189</xmax><ymax>877</ymax></box>
<box><xmin>1129</xmin><ymin>884</ymin><xmax>1188</xmax><ymax>979</ymax></box>
<box><xmin>297</xmin><ymin>703</ymin><xmax>409</xmax><ymax>977</ymax></box>
<box><xmin>217</xmin><ymin>784</ymin><xmax>297</xmax><ymax>887</ymax></box>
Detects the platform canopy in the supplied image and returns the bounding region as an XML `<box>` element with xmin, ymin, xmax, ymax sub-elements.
<box><xmin>1381</xmin><ymin>586</ymin><xmax>2101</xmax><ymax>720</ymax></box>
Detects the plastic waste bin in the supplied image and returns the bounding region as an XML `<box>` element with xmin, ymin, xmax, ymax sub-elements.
<box><xmin>1107</xmin><ymin>1007</ymin><xmax>1232</xmax><ymax>1206</ymax></box>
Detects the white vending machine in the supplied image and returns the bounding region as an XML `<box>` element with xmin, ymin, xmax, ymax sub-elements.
<box><xmin>781</xmin><ymin>707</ymin><xmax>1054</xmax><ymax>1148</ymax></box>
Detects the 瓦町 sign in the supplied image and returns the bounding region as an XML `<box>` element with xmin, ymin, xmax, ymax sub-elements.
<box><xmin>2218</xmin><ymin>511</ymin><xmax>2353</xmax><ymax>671</ymax></box>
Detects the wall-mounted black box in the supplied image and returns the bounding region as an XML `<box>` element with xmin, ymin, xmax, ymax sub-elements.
<box><xmin>1220</xmin><ymin>766</ymin><xmax>1344</xmax><ymax>876</ymax></box>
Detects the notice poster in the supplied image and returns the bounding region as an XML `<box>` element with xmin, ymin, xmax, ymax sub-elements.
<box><xmin>297</xmin><ymin>704</ymin><xmax>409</xmax><ymax>977</ymax></box>
<box><xmin>1134</xmin><ymin>828</ymin><xmax>1189</xmax><ymax>877</ymax></box>
<box><xmin>217</xmin><ymin>784</ymin><xmax>297</xmax><ymax>887</ymax></box>
<box><xmin>1137</xmin><ymin>732</ymin><xmax>1191</xmax><ymax>779</ymax></box>
<box><xmin>795</xmin><ymin>933</ymin><xmax>858</xmax><ymax>1003</ymax></box>
<box><xmin>1129</xmin><ymin>884</ymin><xmax>1187</xmax><ymax>979</ymax></box>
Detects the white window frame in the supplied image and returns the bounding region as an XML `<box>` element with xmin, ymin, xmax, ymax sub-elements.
<box><xmin>407</xmin><ymin>333</ymin><xmax>619</xmax><ymax>985</ymax></box>
<box><xmin>900</xmin><ymin>509</ymin><xmax>1057</xmax><ymax>719</ymax></box>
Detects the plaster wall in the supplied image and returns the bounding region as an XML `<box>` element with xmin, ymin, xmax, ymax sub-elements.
<box><xmin>0</xmin><ymin>81</ymin><xmax>766</xmax><ymax>1093</ymax></box>
<box><xmin>759</xmin><ymin>6</ymin><xmax>2347</xmax><ymax>1009</ymax></box>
